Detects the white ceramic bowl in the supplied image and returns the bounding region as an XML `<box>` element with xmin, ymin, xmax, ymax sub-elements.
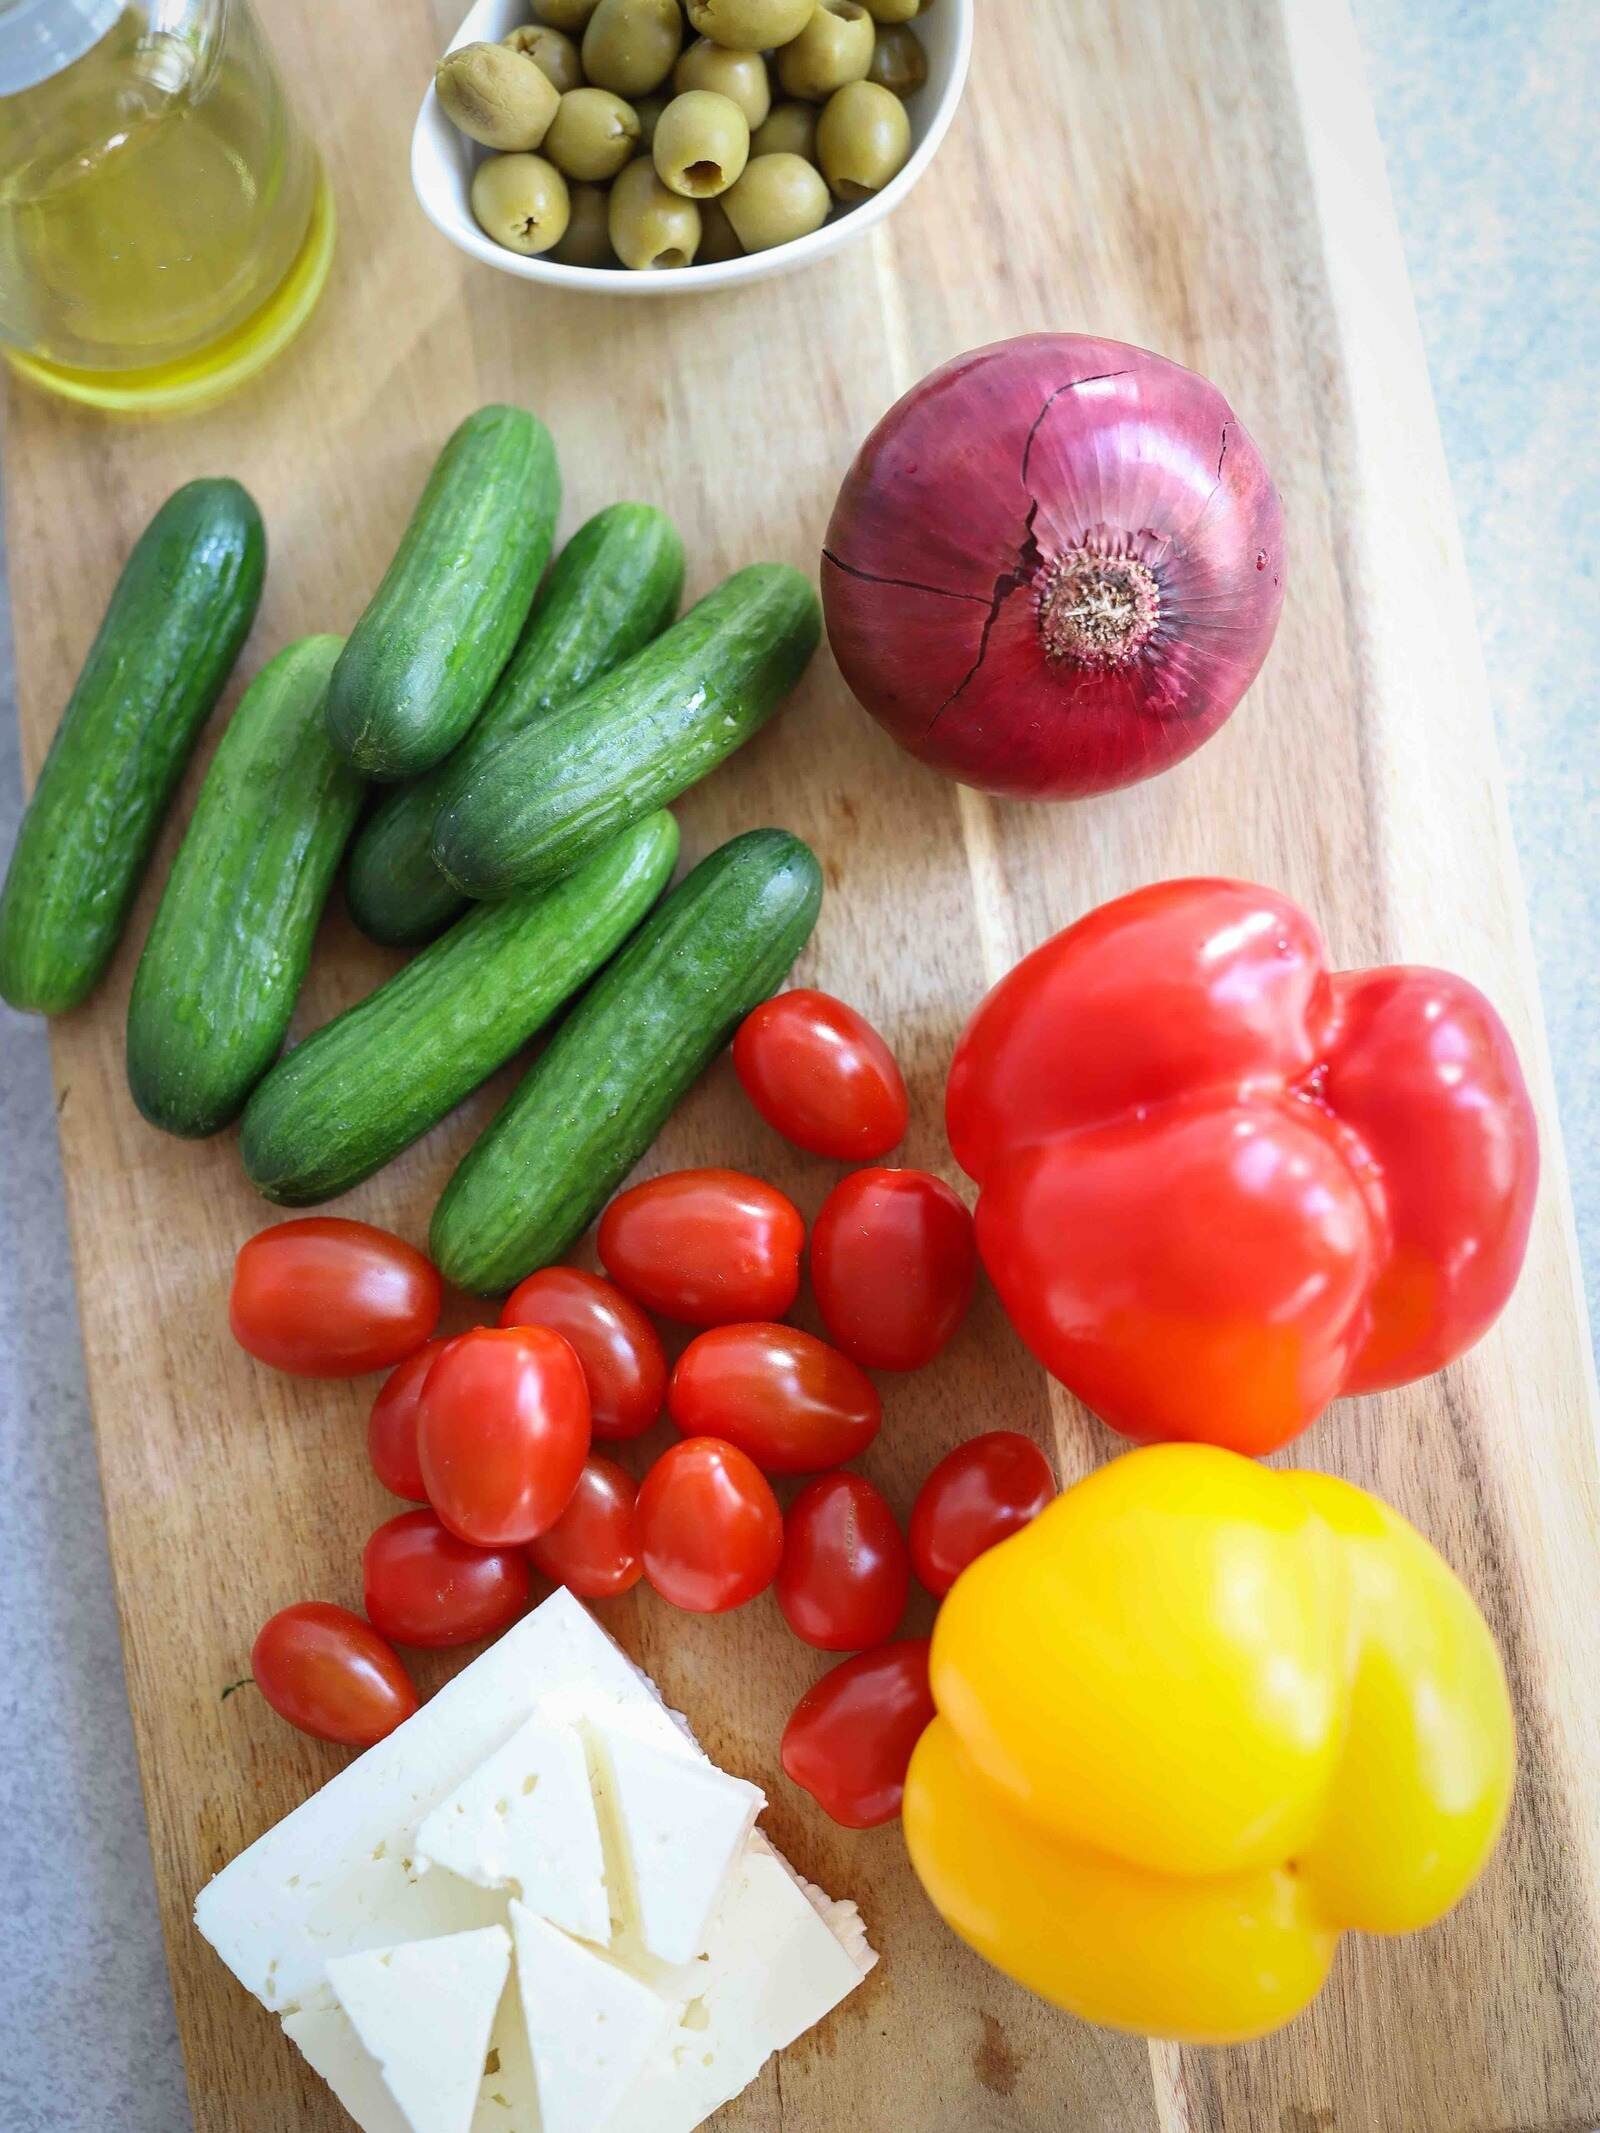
<box><xmin>412</xmin><ymin>0</ymin><xmax>973</xmax><ymax>296</ymax></box>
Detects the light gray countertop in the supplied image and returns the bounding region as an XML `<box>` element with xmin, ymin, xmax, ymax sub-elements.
<box><xmin>2</xmin><ymin>5</ymin><xmax>1595</xmax><ymax>2125</ymax></box>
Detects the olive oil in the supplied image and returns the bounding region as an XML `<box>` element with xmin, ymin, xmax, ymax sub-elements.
<box><xmin>0</xmin><ymin>0</ymin><xmax>323</xmax><ymax>400</ymax></box>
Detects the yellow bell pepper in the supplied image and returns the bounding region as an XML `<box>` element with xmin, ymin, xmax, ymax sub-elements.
<box><xmin>901</xmin><ymin>1443</ymin><xmax>1514</xmax><ymax>2044</ymax></box>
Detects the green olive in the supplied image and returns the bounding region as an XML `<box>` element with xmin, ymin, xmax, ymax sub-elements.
<box><xmin>721</xmin><ymin>150</ymin><xmax>830</xmax><ymax>251</ymax></box>
<box><xmin>543</xmin><ymin>86</ymin><xmax>642</xmax><ymax>179</ymax></box>
<box><xmin>581</xmin><ymin>0</ymin><xmax>683</xmax><ymax>97</ymax></box>
<box><xmin>674</xmin><ymin>38</ymin><xmax>773</xmax><ymax>129</ymax></box>
<box><xmin>531</xmin><ymin>0</ymin><xmax>599</xmax><ymax>29</ymax></box>
<box><xmin>750</xmin><ymin>99</ymin><xmax>819</xmax><ymax>160</ymax></box>
<box><xmin>867</xmin><ymin>22</ymin><xmax>926</xmax><ymax>95</ymax></box>
<box><xmin>550</xmin><ymin>180</ymin><xmax>615</xmax><ymax>265</ymax></box>
<box><xmin>697</xmin><ymin>196</ymin><xmax>745</xmax><ymax>263</ymax></box>
<box><xmin>776</xmin><ymin>2</ymin><xmax>874</xmax><ymax>102</ymax></box>
<box><xmin>816</xmin><ymin>79</ymin><xmax>909</xmax><ymax>199</ymax></box>
<box><xmin>470</xmin><ymin>152</ymin><xmax>572</xmax><ymax>255</ymax></box>
<box><xmin>608</xmin><ymin>156</ymin><xmax>703</xmax><ymax>267</ymax></box>
<box><xmin>435</xmin><ymin>42</ymin><xmax>560</xmax><ymax>152</ymax></box>
<box><xmin>684</xmin><ymin>0</ymin><xmax>815</xmax><ymax>52</ymax></box>
<box><xmin>503</xmin><ymin>23</ymin><xmax>584</xmax><ymax>93</ymax></box>
<box><xmin>863</xmin><ymin>0</ymin><xmax>923</xmax><ymax>20</ymax></box>
<box><xmin>633</xmin><ymin>92</ymin><xmax>669</xmax><ymax>148</ymax></box>
<box><xmin>653</xmin><ymin>89</ymin><xmax>751</xmax><ymax>198</ymax></box>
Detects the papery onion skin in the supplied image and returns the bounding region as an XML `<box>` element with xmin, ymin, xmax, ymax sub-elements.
<box><xmin>821</xmin><ymin>334</ymin><xmax>1286</xmax><ymax>800</ymax></box>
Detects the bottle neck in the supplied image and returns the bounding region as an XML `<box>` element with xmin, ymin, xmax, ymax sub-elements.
<box><xmin>0</xmin><ymin>0</ymin><xmax>124</xmax><ymax>95</ymax></box>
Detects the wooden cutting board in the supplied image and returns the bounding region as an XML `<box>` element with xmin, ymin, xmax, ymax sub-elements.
<box><xmin>5</xmin><ymin>2</ymin><xmax>1599</xmax><ymax>2128</ymax></box>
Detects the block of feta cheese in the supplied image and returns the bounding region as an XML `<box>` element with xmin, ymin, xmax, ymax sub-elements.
<box><xmin>416</xmin><ymin>1717</ymin><xmax>610</xmax><ymax>1945</ymax></box>
<box><xmin>195</xmin><ymin>1590</ymin><xmax>876</xmax><ymax>2133</ymax></box>
<box><xmin>327</xmin><ymin>1928</ymin><xmax>511</xmax><ymax>2133</ymax></box>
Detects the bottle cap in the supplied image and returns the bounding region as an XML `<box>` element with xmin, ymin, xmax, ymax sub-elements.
<box><xmin>0</xmin><ymin>0</ymin><xmax>123</xmax><ymax>96</ymax></box>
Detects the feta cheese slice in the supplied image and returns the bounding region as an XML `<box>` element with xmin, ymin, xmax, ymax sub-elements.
<box><xmin>589</xmin><ymin>1722</ymin><xmax>763</xmax><ymax>1964</ymax></box>
<box><xmin>416</xmin><ymin>1718</ymin><xmax>610</xmax><ymax>1945</ymax></box>
<box><xmin>196</xmin><ymin>1589</ymin><xmax>692</xmax><ymax>2012</ymax></box>
<box><xmin>509</xmin><ymin>1898</ymin><xmax>676</xmax><ymax>2133</ymax></box>
<box><xmin>327</xmin><ymin>1926</ymin><xmax>511</xmax><ymax>2133</ymax></box>
<box><xmin>282</xmin><ymin>2003</ymin><xmax>411</xmax><ymax>2133</ymax></box>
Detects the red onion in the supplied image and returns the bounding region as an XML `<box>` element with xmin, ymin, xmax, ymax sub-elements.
<box><xmin>821</xmin><ymin>334</ymin><xmax>1286</xmax><ymax>800</ymax></box>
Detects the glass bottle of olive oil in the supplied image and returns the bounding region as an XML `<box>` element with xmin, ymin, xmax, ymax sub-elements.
<box><xmin>0</xmin><ymin>0</ymin><xmax>331</xmax><ymax>410</ymax></box>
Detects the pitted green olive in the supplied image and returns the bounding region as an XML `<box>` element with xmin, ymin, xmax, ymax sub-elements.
<box><xmin>531</xmin><ymin>0</ymin><xmax>599</xmax><ymax>29</ymax></box>
<box><xmin>550</xmin><ymin>180</ymin><xmax>615</xmax><ymax>265</ymax></box>
<box><xmin>685</xmin><ymin>0</ymin><xmax>815</xmax><ymax>52</ymax></box>
<box><xmin>653</xmin><ymin>89</ymin><xmax>751</xmax><ymax>198</ymax></box>
<box><xmin>750</xmin><ymin>99</ymin><xmax>819</xmax><ymax>160</ymax></box>
<box><xmin>674</xmin><ymin>37</ymin><xmax>773</xmax><ymax>129</ymax></box>
<box><xmin>776</xmin><ymin>2</ymin><xmax>874</xmax><ymax>102</ymax></box>
<box><xmin>864</xmin><ymin>0</ymin><xmax>923</xmax><ymax>20</ymax></box>
<box><xmin>543</xmin><ymin>86</ymin><xmax>642</xmax><ymax>180</ymax></box>
<box><xmin>470</xmin><ymin>152</ymin><xmax>572</xmax><ymax>254</ymax></box>
<box><xmin>581</xmin><ymin>0</ymin><xmax>683</xmax><ymax>97</ymax></box>
<box><xmin>816</xmin><ymin>78</ymin><xmax>909</xmax><ymax>199</ymax></box>
<box><xmin>435</xmin><ymin>42</ymin><xmax>560</xmax><ymax>151</ymax></box>
<box><xmin>722</xmin><ymin>150</ymin><xmax>830</xmax><ymax>250</ymax></box>
<box><xmin>867</xmin><ymin>22</ymin><xmax>926</xmax><ymax>95</ymax></box>
<box><xmin>503</xmin><ymin>23</ymin><xmax>584</xmax><ymax>93</ymax></box>
<box><xmin>608</xmin><ymin>156</ymin><xmax>704</xmax><ymax>267</ymax></box>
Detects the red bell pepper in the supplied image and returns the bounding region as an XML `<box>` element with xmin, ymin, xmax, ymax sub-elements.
<box><xmin>946</xmin><ymin>879</ymin><xmax>1538</xmax><ymax>1454</ymax></box>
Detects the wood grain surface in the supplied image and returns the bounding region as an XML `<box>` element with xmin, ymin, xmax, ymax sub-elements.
<box><xmin>4</xmin><ymin>2</ymin><xmax>1599</xmax><ymax>2129</ymax></box>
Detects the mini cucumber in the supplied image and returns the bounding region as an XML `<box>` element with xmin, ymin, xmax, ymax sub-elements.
<box><xmin>345</xmin><ymin>503</ymin><xmax>684</xmax><ymax>947</ymax></box>
<box><xmin>432</xmin><ymin>562</ymin><xmax>820</xmax><ymax>901</ymax></box>
<box><xmin>241</xmin><ymin>811</ymin><xmax>680</xmax><ymax>1206</ymax></box>
<box><xmin>126</xmin><ymin>636</ymin><xmax>362</xmax><ymax>1138</ymax></box>
<box><xmin>324</xmin><ymin>406</ymin><xmax>560</xmax><ymax>781</ymax></box>
<box><xmin>0</xmin><ymin>478</ymin><xmax>264</xmax><ymax>1016</ymax></box>
<box><xmin>431</xmin><ymin>827</ymin><xmax>823</xmax><ymax>1295</ymax></box>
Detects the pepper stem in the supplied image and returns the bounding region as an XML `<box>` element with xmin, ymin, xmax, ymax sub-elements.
<box><xmin>1037</xmin><ymin>548</ymin><xmax>1161</xmax><ymax>669</ymax></box>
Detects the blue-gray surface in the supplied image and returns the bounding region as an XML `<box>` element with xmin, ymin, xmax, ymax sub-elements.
<box><xmin>0</xmin><ymin>6</ymin><xmax>1595</xmax><ymax>2126</ymax></box>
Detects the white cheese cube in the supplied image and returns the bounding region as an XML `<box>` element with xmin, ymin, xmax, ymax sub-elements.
<box><xmin>195</xmin><ymin>1589</ymin><xmax>692</xmax><ymax>2013</ymax></box>
<box><xmin>327</xmin><ymin>1926</ymin><xmax>511</xmax><ymax>2133</ymax></box>
<box><xmin>589</xmin><ymin>1723</ymin><xmax>763</xmax><ymax>1965</ymax></box>
<box><xmin>416</xmin><ymin>1718</ymin><xmax>610</xmax><ymax>1945</ymax></box>
<box><xmin>509</xmin><ymin>1899</ymin><xmax>677</xmax><ymax>2133</ymax></box>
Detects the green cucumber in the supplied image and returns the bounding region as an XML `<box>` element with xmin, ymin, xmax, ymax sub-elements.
<box><xmin>345</xmin><ymin>503</ymin><xmax>684</xmax><ymax>947</ymax></box>
<box><xmin>324</xmin><ymin>406</ymin><xmax>560</xmax><ymax>781</ymax></box>
<box><xmin>432</xmin><ymin>562</ymin><xmax>820</xmax><ymax>901</ymax></box>
<box><xmin>0</xmin><ymin>478</ymin><xmax>265</xmax><ymax>1016</ymax></box>
<box><xmin>431</xmin><ymin>827</ymin><xmax>823</xmax><ymax>1295</ymax></box>
<box><xmin>241</xmin><ymin>811</ymin><xmax>680</xmax><ymax>1206</ymax></box>
<box><xmin>125</xmin><ymin>636</ymin><xmax>362</xmax><ymax>1138</ymax></box>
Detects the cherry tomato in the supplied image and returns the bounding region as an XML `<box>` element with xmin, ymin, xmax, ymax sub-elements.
<box><xmin>810</xmin><ymin>1169</ymin><xmax>977</xmax><ymax>1372</ymax></box>
<box><xmin>368</xmin><ymin>1338</ymin><xmax>455</xmax><ymax>1501</ymax></box>
<box><xmin>637</xmin><ymin>1437</ymin><xmax>783</xmax><ymax>1613</ymax></box>
<box><xmin>733</xmin><ymin>989</ymin><xmax>909</xmax><ymax>1161</ymax></box>
<box><xmin>781</xmin><ymin>1638</ymin><xmax>934</xmax><ymax>1828</ymax></box>
<box><xmin>598</xmin><ymin>1169</ymin><xmax>804</xmax><ymax>1327</ymax></box>
<box><xmin>777</xmin><ymin>1473</ymin><xmax>910</xmax><ymax>1651</ymax></box>
<box><xmin>667</xmin><ymin>1322</ymin><xmax>879</xmax><ymax>1475</ymax></box>
<box><xmin>526</xmin><ymin>1454</ymin><xmax>643</xmax><ymax>1599</ymax></box>
<box><xmin>250</xmin><ymin>1602</ymin><xmax>417</xmax><ymax>1748</ymax></box>
<box><xmin>362</xmin><ymin>1509</ymin><xmax>532</xmax><ymax>1649</ymax></box>
<box><xmin>417</xmin><ymin>1326</ymin><xmax>590</xmax><ymax>1548</ymax></box>
<box><xmin>500</xmin><ymin>1267</ymin><xmax>666</xmax><ymax>1440</ymax></box>
<box><xmin>909</xmin><ymin>1431</ymin><xmax>1058</xmax><ymax>1597</ymax></box>
<box><xmin>230</xmin><ymin>1218</ymin><xmax>442</xmax><ymax>1378</ymax></box>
